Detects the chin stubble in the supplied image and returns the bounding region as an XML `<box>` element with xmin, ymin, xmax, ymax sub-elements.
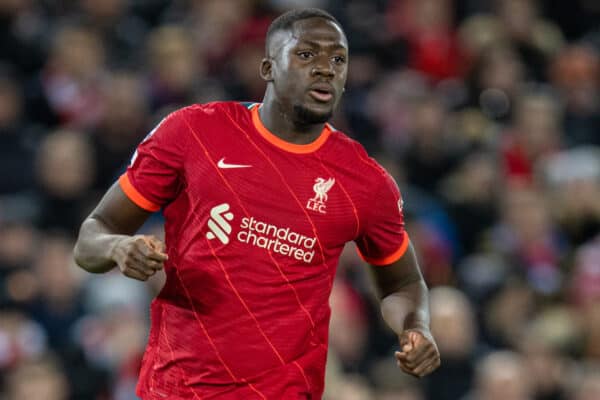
<box><xmin>292</xmin><ymin>104</ymin><xmax>332</xmax><ymax>125</ymax></box>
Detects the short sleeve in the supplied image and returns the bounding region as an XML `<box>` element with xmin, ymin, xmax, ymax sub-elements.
<box><xmin>119</xmin><ymin>110</ymin><xmax>187</xmax><ymax>211</ymax></box>
<box><xmin>355</xmin><ymin>171</ymin><xmax>409</xmax><ymax>266</ymax></box>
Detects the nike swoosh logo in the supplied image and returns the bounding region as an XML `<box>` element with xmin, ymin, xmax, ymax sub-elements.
<box><xmin>217</xmin><ymin>158</ymin><xmax>252</xmax><ymax>169</ymax></box>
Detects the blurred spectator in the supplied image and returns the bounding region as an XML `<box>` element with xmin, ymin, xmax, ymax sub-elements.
<box><xmin>329</xmin><ymin>278</ymin><xmax>370</xmax><ymax>373</ymax></box>
<box><xmin>28</xmin><ymin>233</ymin><xmax>86</xmax><ymax>351</ymax></box>
<box><xmin>501</xmin><ymin>90</ymin><xmax>562</xmax><ymax>185</ymax></box>
<box><xmin>568</xmin><ymin>363</ymin><xmax>600</xmax><ymax>400</ymax></box>
<box><xmin>271</xmin><ymin>0</ymin><xmax>329</xmax><ymax>11</ymax></box>
<box><xmin>339</xmin><ymin>50</ymin><xmax>382</xmax><ymax>152</ymax></box>
<box><xmin>400</xmin><ymin>95</ymin><xmax>460</xmax><ymax>195</ymax></box>
<box><xmin>0</xmin><ymin>0</ymin><xmax>45</xmax><ymax>78</ymax></box>
<box><xmin>222</xmin><ymin>15</ymin><xmax>271</xmax><ymax>101</ymax></box>
<box><xmin>544</xmin><ymin>0</ymin><xmax>600</xmax><ymax>41</ymax></box>
<box><xmin>77</xmin><ymin>267</ymin><xmax>152</xmax><ymax>396</ymax></box>
<box><xmin>424</xmin><ymin>287</ymin><xmax>477</xmax><ymax>400</ymax></box>
<box><xmin>26</xmin><ymin>25</ymin><xmax>106</xmax><ymax>129</ymax></box>
<box><xmin>442</xmin><ymin>151</ymin><xmax>500</xmax><ymax>255</ymax></box>
<box><xmin>456</xmin><ymin>254</ymin><xmax>511</xmax><ymax>305</ymax></box>
<box><xmin>578</xmin><ymin>293</ymin><xmax>600</xmax><ymax>359</ymax></box>
<box><xmin>458</xmin><ymin>14</ymin><xmax>507</xmax><ymax>66</ymax></box>
<box><xmin>405</xmin><ymin>213</ymin><xmax>455</xmax><ymax>286</ymax></box>
<box><xmin>385</xmin><ymin>152</ymin><xmax>457</xmax><ymax>285</ymax></box>
<box><xmin>368</xmin><ymin>356</ymin><xmax>424</xmax><ymax>400</ymax></box>
<box><xmin>494</xmin><ymin>0</ymin><xmax>564</xmax><ymax>81</ymax></box>
<box><xmin>0</xmin><ymin>72</ymin><xmax>37</xmax><ymax>198</ymax></box>
<box><xmin>541</xmin><ymin>146</ymin><xmax>600</xmax><ymax>248</ymax></box>
<box><xmin>482</xmin><ymin>280</ymin><xmax>536</xmax><ymax>349</ymax></box>
<box><xmin>182</xmin><ymin>0</ymin><xmax>255</xmax><ymax>73</ymax></box>
<box><xmin>464</xmin><ymin>43</ymin><xmax>525</xmax><ymax>121</ymax></box>
<box><xmin>329</xmin><ymin>0</ymin><xmax>389</xmax><ymax>59</ymax></box>
<box><xmin>145</xmin><ymin>25</ymin><xmax>202</xmax><ymax>112</ymax></box>
<box><xmin>35</xmin><ymin>129</ymin><xmax>96</xmax><ymax>234</ymax></box>
<box><xmin>0</xmin><ymin>309</ymin><xmax>47</xmax><ymax>371</ymax></box>
<box><xmin>549</xmin><ymin>45</ymin><xmax>600</xmax><ymax>147</ymax></box>
<box><xmin>77</xmin><ymin>0</ymin><xmax>149</xmax><ymax>69</ymax></box>
<box><xmin>568</xmin><ymin>235</ymin><xmax>600</xmax><ymax>307</ymax></box>
<box><xmin>464</xmin><ymin>350</ymin><xmax>533</xmax><ymax>400</ymax></box>
<box><xmin>91</xmin><ymin>71</ymin><xmax>150</xmax><ymax>190</ymax></box>
<box><xmin>323</xmin><ymin>373</ymin><xmax>374</xmax><ymax>400</ymax></box>
<box><xmin>367</xmin><ymin>69</ymin><xmax>429</xmax><ymax>154</ymax></box>
<box><xmin>517</xmin><ymin>306</ymin><xmax>580</xmax><ymax>400</ymax></box>
<box><xmin>0</xmin><ymin>223</ymin><xmax>38</xmax><ymax>308</ymax></box>
<box><xmin>2</xmin><ymin>352</ymin><xmax>69</xmax><ymax>400</ymax></box>
<box><xmin>386</xmin><ymin>0</ymin><xmax>466</xmax><ymax>81</ymax></box>
<box><xmin>376</xmin><ymin>386</ymin><xmax>424</xmax><ymax>400</ymax></box>
<box><xmin>0</xmin><ymin>223</ymin><xmax>36</xmax><ymax>271</ymax></box>
<box><xmin>489</xmin><ymin>186</ymin><xmax>564</xmax><ymax>295</ymax></box>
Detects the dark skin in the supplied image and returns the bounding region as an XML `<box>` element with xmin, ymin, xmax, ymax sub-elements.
<box><xmin>258</xmin><ymin>18</ymin><xmax>348</xmax><ymax>143</ymax></box>
<box><xmin>74</xmin><ymin>16</ymin><xmax>439</xmax><ymax>378</ymax></box>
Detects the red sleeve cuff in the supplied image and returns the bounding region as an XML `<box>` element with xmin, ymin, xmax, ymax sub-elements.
<box><xmin>357</xmin><ymin>233</ymin><xmax>410</xmax><ymax>266</ymax></box>
<box><xmin>118</xmin><ymin>173</ymin><xmax>161</xmax><ymax>212</ymax></box>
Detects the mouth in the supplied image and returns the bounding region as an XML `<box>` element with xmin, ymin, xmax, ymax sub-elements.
<box><xmin>308</xmin><ymin>84</ymin><xmax>334</xmax><ymax>103</ymax></box>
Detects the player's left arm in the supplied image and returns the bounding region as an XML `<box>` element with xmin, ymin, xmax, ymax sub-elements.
<box><xmin>369</xmin><ymin>240</ymin><xmax>440</xmax><ymax>378</ymax></box>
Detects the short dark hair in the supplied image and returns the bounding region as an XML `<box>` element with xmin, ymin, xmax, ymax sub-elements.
<box><xmin>266</xmin><ymin>8</ymin><xmax>342</xmax><ymax>52</ymax></box>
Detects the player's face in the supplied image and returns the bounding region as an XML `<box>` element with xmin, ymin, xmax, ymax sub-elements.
<box><xmin>269</xmin><ymin>18</ymin><xmax>348</xmax><ymax>125</ymax></box>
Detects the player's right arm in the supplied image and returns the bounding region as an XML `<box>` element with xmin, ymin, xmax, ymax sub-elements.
<box><xmin>74</xmin><ymin>182</ymin><xmax>167</xmax><ymax>281</ymax></box>
<box><xmin>75</xmin><ymin>108</ymin><xmax>189</xmax><ymax>280</ymax></box>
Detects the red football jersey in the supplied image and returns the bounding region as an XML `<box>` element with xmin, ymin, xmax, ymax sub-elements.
<box><xmin>119</xmin><ymin>102</ymin><xmax>408</xmax><ymax>399</ymax></box>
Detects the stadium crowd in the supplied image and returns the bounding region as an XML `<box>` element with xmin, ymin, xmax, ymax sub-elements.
<box><xmin>0</xmin><ymin>0</ymin><xmax>599</xmax><ymax>399</ymax></box>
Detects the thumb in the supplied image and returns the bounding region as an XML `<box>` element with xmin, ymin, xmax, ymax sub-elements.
<box><xmin>408</xmin><ymin>330</ymin><xmax>423</xmax><ymax>345</ymax></box>
<box><xmin>147</xmin><ymin>236</ymin><xmax>167</xmax><ymax>254</ymax></box>
<box><xmin>399</xmin><ymin>332</ymin><xmax>413</xmax><ymax>352</ymax></box>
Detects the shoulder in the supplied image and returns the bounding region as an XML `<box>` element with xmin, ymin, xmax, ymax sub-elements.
<box><xmin>176</xmin><ymin>101</ymin><xmax>241</xmax><ymax>118</ymax></box>
<box><xmin>174</xmin><ymin>101</ymin><xmax>256</xmax><ymax>127</ymax></box>
<box><xmin>179</xmin><ymin>101</ymin><xmax>256</xmax><ymax>117</ymax></box>
<box><xmin>326</xmin><ymin>126</ymin><xmax>391</xmax><ymax>184</ymax></box>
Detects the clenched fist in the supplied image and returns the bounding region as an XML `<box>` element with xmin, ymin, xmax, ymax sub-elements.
<box><xmin>111</xmin><ymin>235</ymin><xmax>167</xmax><ymax>281</ymax></box>
<box><xmin>395</xmin><ymin>329</ymin><xmax>440</xmax><ymax>378</ymax></box>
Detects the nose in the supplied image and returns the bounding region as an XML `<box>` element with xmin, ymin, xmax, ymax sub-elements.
<box><xmin>311</xmin><ymin>55</ymin><xmax>334</xmax><ymax>78</ymax></box>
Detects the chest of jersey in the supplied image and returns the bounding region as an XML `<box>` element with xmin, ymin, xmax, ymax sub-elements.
<box><xmin>178</xmin><ymin>122</ymin><xmax>361</xmax><ymax>268</ymax></box>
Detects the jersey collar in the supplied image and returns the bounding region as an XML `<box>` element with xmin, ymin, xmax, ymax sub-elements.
<box><xmin>251</xmin><ymin>104</ymin><xmax>331</xmax><ymax>154</ymax></box>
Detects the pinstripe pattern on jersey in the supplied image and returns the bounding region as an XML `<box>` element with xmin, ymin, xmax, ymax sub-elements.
<box><xmin>156</xmin><ymin>309</ymin><xmax>204</xmax><ymax>400</ymax></box>
<box><xmin>179</xmin><ymin>111</ymin><xmax>288</xmax><ymax>372</ymax></box>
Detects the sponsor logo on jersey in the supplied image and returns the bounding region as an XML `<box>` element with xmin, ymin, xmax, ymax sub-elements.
<box><xmin>306</xmin><ymin>177</ymin><xmax>335</xmax><ymax>214</ymax></box>
<box><xmin>206</xmin><ymin>203</ymin><xmax>316</xmax><ymax>263</ymax></box>
<box><xmin>206</xmin><ymin>203</ymin><xmax>234</xmax><ymax>244</ymax></box>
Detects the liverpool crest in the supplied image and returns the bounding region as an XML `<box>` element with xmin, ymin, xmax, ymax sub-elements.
<box><xmin>306</xmin><ymin>177</ymin><xmax>335</xmax><ymax>214</ymax></box>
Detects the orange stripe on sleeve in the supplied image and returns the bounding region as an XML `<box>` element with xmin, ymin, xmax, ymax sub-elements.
<box><xmin>118</xmin><ymin>173</ymin><xmax>161</xmax><ymax>212</ymax></box>
<box><xmin>357</xmin><ymin>233</ymin><xmax>410</xmax><ymax>266</ymax></box>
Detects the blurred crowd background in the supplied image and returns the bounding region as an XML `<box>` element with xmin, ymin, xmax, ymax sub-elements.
<box><xmin>0</xmin><ymin>0</ymin><xmax>599</xmax><ymax>399</ymax></box>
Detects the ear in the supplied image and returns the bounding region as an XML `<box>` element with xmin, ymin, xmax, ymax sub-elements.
<box><xmin>260</xmin><ymin>58</ymin><xmax>274</xmax><ymax>82</ymax></box>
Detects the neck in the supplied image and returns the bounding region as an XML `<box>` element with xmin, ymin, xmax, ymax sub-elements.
<box><xmin>259</xmin><ymin>92</ymin><xmax>325</xmax><ymax>145</ymax></box>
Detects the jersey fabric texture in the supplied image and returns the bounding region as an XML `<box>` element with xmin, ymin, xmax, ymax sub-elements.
<box><xmin>119</xmin><ymin>101</ymin><xmax>409</xmax><ymax>400</ymax></box>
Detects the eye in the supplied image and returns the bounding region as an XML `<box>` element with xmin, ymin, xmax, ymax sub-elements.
<box><xmin>297</xmin><ymin>51</ymin><xmax>314</xmax><ymax>59</ymax></box>
<box><xmin>332</xmin><ymin>55</ymin><xmax>346</xmax><ymax>65</ymax></box>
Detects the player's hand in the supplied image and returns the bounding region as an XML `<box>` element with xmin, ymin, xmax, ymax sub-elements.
<box><xmin>111</xmin><ymin>235</ymin><xmax>167</xmax><ymax>281</ymax></box>
<box><xmin>395</xmin><ymin>329</ymin><xmax>440</xmax><ymax>378</ymax></box>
